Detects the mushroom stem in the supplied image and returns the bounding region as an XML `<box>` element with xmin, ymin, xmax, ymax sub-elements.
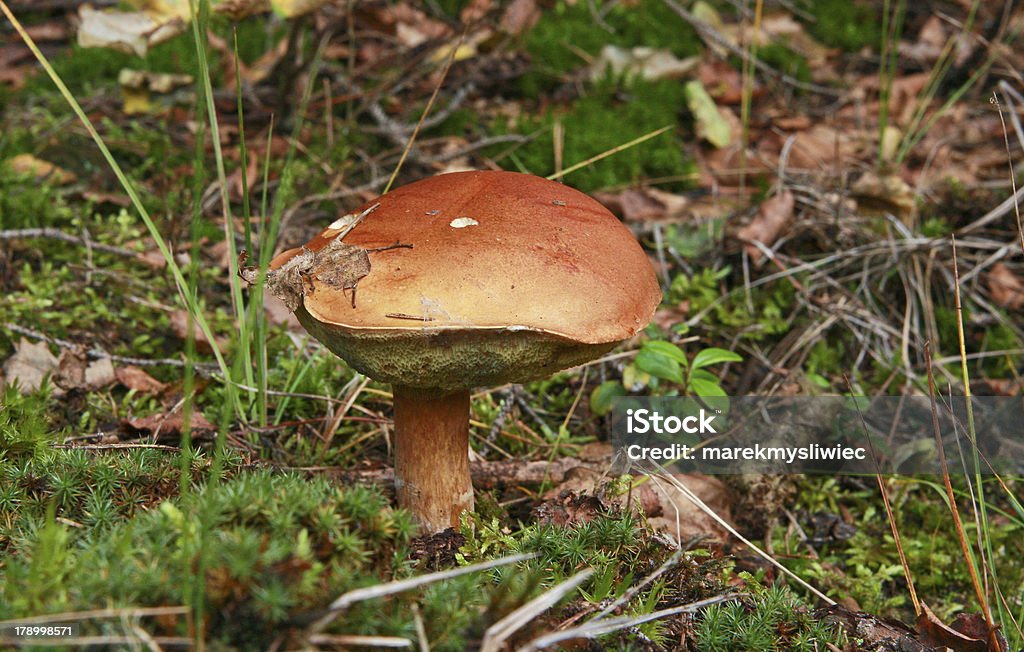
<box><xmin>392</xmin><ymin>386</ymin><xmax>474</xmax><ymax>532</ymax></box>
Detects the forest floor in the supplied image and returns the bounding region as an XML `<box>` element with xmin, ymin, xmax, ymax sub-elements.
<box><xmin>1</xmin><ymin>0</ymin><xmax>1023</xmax><ymax>650</ymax></box>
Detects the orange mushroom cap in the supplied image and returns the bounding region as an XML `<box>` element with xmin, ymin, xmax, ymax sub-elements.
<box><xmin>271</xmin><ymin>170</ymin><xmax>661</xmax><ymax>391</ymax></box>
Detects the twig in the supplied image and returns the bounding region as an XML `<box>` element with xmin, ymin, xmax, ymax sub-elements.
<box><xmin>308</xmin><ymin>634</ymin><xmax>412</xmax><ymax>648</ymax></box>
<box><xmin>2</xmin><ymin>322</ymin><xmax>219</xmax><ymax>371</ymax></box>
<box><xmin>305</xmin><ymin>553</ymin><xmax>536</xmax><ymax>634</ymax></box>
<box><xmin>0</xmin><ymin>228</ymin><xmax>139</xmax><ymax>258</ymax></box>
<box><xmin>519</xmin><ymin>593</ymin><xmax>740</xmax><ymax>651</ymax></box>
<box><xmin>480</xmin><ymin>570</ymin><xmax>594</xmax><ymax>652</ymax></box>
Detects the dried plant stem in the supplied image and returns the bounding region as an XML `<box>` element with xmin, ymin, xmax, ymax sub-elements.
<box><xmin>384</xmin><ymin>30</ymin><xmax>466</xmax><ymax>194</ymax></box>
<box><xmin>923</xmin><ymin>341</ymin><xmax>997</xmax><ymax>645</ymax></box>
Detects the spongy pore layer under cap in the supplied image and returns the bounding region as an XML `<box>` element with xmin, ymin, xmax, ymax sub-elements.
<box><xmin>273</xmin><ymin>170</ymin><xmax>662</xmax><ymax>346</ymax></box>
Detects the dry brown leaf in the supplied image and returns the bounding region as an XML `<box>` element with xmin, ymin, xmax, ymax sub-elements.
<box><xmin>653</xmin><ymin>301</ymin><xmax>691</xmax><ymax>331</ymax></box>
<box><xmin>56</xmin><ymin>348</ymin><xmax>87</xmax><ymax>390</ymax></box>
<box><xmin>541</xmin><ymin>465</ymin><xmax>733</xmax><ymax>541</ymax></box>
<box><xmin>888</xmin><ymin>73</ymin><xmax>931</xmax><ymax>126</ymax></box>
<box><xmin>851</xmin><ymin>171</ymin><xmax>916</xmax><ymax>225</ymax></box>
<box><xmin>2</xmin><ymin>339</ymin><xmax>59</xmax><ymax>395</ymax></box>
<box><xmin>697</xmin><ymin>60</ymin><xmax>746</xmax><ymax>105</ymax></box>
<box><xmin>122</xmin><ymin>410</ymin><xmax>216</xmax><ymax>441</ymax></box>
<box><xmin>6</xmin><ymin>154</ymin><xmax>77</xmax><ymax>185</ymax></box>
<box><xmin>85</xmin><ymin>358</ymin><xmax>117</xmax><ymax>389</ymax></box>
<box><xmin>916</xmin><ymin>603</ymin><xmax>991</xmax><ymax>652</ymax></box>
<box><xmin>55</xmin><ymin>349</ymin><xmax>117</xmax><ymax>391</ymax></box>
<box><xmin>987</xmin><ymin>263</ymin><xmax>1024</xmax><ymax>309</ymax></box>
<box><xmin>736</xmin><ymin>190</ymin><xmax>795</xmax><ymax>264</ymax></box>
<box><xmin>116</xmin><ymin>365</ymin><xmax>169</xmax><ymax>395</ymax></box>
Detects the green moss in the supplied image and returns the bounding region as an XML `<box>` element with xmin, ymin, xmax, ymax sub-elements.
<box><xmin>696</xmin><ymin>579</ymin><xmax>843</xmax><ymax>651</ymax></box>
<box><xmin>521</xmin><ymin>0</ymin><xmax>700</xmax><ymax>96</ymax></box>
<box><xmin>799</xmin><ymin>0</ymin><xmax>880</xmax><ymax>52</ymax></box>
<box><xmin>498</xmin><ymin>77</ymin><xmax>694</xmax><ymax>192</ymax></box>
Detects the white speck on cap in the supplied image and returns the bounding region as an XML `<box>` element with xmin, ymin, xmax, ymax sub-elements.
<box><xmin>449</xmin><ymin>217</ymin><xmax>479</xmax><ymax>228</ymax></box>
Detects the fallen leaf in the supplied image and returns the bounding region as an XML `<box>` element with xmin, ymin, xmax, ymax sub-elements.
<box><xmin>736</xmin><ymin>190</ymin><xmax>795</xmax><ymax>263</ymax></box>
<box><xmin>601</xmin><ymin>187</ymin><xmax>694</xmax><ymax>223</ymax></box>
<box><xmin>589</xmin><ymin>45</ymin><xmax>698</xmax><ymax>82</ymax></box>
<box><xmin>916</xmin><ymin>602</ymin><xmax>990</xmax><ymax>652</ymax></box>
<box><xmin>56</xmin><ymin>348</ymin><xmax>87</xmax><ymax>390</ymax></box>
<box><xmin>5</xmin><ymin>154</ymin><xmax>77</xmax><ymax>185</ymax></box>
<box><xmin>685</xmin><ymin>80</ymin><xmax>734</xmax><ymax>148</ymax></box>
<box><xmin>542</xmin><ymin>465</ymin><xmax>733</xmax><ymax>541</ymax></box>
<box><xmin>851</xmin><ymin>171</ymin><xmax>916</xmax><ymax>225</ymax></box>
<box><xmin>950</xmin><ymin>611</ymin><xmax>1009</xmax><ymax>651</ymax></box>
<box><xmin>77</xmin><ymin>5</ymin><xmax>186</xmax><ymax>57</ymax></box>
<box><xmin>653</xmin><ymin>301</ymin><xmax>690</xmax><ymax>331</ymax></box>
<box><xmin>987</xmin><ymin>263</ymin><xmax>1024</xmax><ymax>309</ymax></box>
<box><xmin>56</xmin><ymin>349</ymin><xmax>117</xmax><ymax>391</ymax></box>
<box><xmin>888</xmin><ymin>73</ymin><xmax>931</xmax><ymax>126</ymax></box>
<box><xmin>116</xmin><ymin>365</ymin><xmax>169</xmax><ymax>395</ymax></box>
<box><xmin>85</xmin><ymin>358</ymin><xmax>117</xmax><ymax>389</ymax></box>
<box><xmin>122</xmin><ymin>410</ymin><xmax>216</xmax><ymax>441</ymax></box>
<box><xmin>697</xmin><ymin>60</ymin><xmax>744</xmax><ymax>105</ymax></box>
<box><xmin>2</xmin><ymin>339</ymin><xmax>58</xmax><ymax>395</ymax></box>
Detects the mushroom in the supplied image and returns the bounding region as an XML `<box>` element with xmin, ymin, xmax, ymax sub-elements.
<box><xmin>269</xmin><ymin>170</ymin><xmax>661</xmax><ymax>532</ymax></box>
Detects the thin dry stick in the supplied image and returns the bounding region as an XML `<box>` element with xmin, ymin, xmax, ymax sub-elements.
<box><xmin>992</xmin><ymin>91</ymin><xmax>1024</xmax><ymax>256</ymax></box>
<box><xmin>519</xmin><ymin>593</ymin><xmax>739</xmax><ymax>651</ymax></box>
<box><xmin>3</xmin><ymin>322</ymin><xmax>218</xmax><ymax>371</ymax></box>
<box><xmin>308</xmin><ymin>553</ymin><xmax>536</xmax><ymax>634</ymax></box>
<box><xmin>383</xmin><ymin>29</ymin><xmax>467</xmax><ymax>194</ymax></box>
<box><xmin>480</xmin><ymin>569</ymin><xmax>594</xmax><ymax>652</ymax></box>
<box><xmin>923</xmin><ymin>342</ymin><xmax>997</xmax><ymax>642</ymax></box>
<box><xmin>843</xmin><ymin>375</ymin><xmax>921</xmax><ymax>616</ymax></box>
<box><xmin>308</xmin><ymin>634</ymin><xmax>413</xmax><ymax>648</ymax></box>
<box><xmin>644</xmin><ymin>465</ymin><xmax>835</xmax><ymax>605</ymax></box>
<box><xmin>0</xmin><ymin>228</ymin><xmax>138</xmax><ymax>257</ymax></box>
<box><xmin>546</xmin><ymin>126</ymin><xmax>673</xmax><ymax>181</ymax></box>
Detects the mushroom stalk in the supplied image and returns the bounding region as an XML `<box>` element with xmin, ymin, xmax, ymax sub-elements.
<box><xmin>392</xmin><ymin>386</ymin><xmax>474</xmax><ymax>532</ymax></box>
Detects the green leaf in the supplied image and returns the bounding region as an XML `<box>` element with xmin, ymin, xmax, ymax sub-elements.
<box><xmin>635</xmin><ymin>348</ymin><xmax>684</xmax><ymax>384</ymax></box>
<box><xmin>687</xmin><ymin>377</ymin><xmax>727</xmax><ymax>397</ymax></box>
<box><xmin>641</xmin><ymin>340</ymin><xmax>689</xmax><ymax>365</ymax></box>
<box><xmin>691</xmin><ymin>347</ymin><xmax>742</xmax><ymax>370</ymax></box>
<box><xmin>589</xmin><ymin>381</ymin><xmax>626</xmax><ymax>417</ymax></box>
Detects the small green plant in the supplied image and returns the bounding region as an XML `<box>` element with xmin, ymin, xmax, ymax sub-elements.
<box><xmin>695</xmin><ymin>578</ymin><xmax>843</xmax><ymax>651</ymax></box>
<box><xmin>633</xmin><ymin>341</ymin><xmax>742</xmax><ymax>397</ymax></box>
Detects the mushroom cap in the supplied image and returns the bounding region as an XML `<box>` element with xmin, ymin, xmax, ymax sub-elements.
<box><xmin>272</xmin><ymin>170</ymin><xmax>661</xmax><ymax>391</ymax></box>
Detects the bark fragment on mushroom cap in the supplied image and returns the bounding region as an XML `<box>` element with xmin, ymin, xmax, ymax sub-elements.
<box><xmin>271</xmin><ymin>170</ymin><xmax>662</xmax><ymax>352</ymax></box>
